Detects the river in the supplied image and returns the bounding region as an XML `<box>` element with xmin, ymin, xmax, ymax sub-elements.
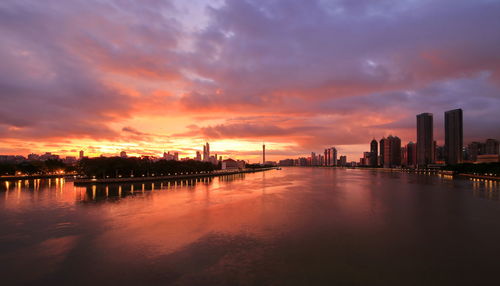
<box><xmin>1</xmin><ymin>167</ymin><xmax>500</xmax><ymax>285</ymax></box>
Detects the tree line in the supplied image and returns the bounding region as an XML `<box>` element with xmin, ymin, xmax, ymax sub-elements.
<box><xmin>443</xmin><ymin>162</ymin><xmax>500</xmax><ymax>175</ymax></box>
<box><xmin>0</xmin><ymin>159</ymin><xmax>69</xmax><ymax>176</ymax></box>
<box><xmin>77</xmin><ymin>157</ymin><xmax>217</xmax><ymax>178</ymax></box>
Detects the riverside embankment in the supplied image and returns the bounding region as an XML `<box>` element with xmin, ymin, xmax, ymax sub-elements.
<box><xmin>73</xmin><ymin>167</ymin><xmax>276</xmax><ymax>185</ymax></box>
<box><xmin>0</xmin><ymin>174</ymin><xmax>75</xmax><ymax>181</ymax></box>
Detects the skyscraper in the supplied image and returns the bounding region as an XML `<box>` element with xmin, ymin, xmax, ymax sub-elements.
<box><xmin>323</xmin><ymin>147</ymin><xmax>337</xmax><ymax>166</ymax></box>
<box><xmin>406</xmin><ymin>142</ymin><xmax>417</xmax><ymax>168</ymax></box>
<box><xmin>311</xmin><ymin>152</ymin><xmax>317</xmax><ymax>165</ymax></box>
<box><xmin>370</xmin><ymin>139</ymin><xmax>378</xmax><ymax>167</ymax></box>
<box><xmin>485</xmin><ymin>139</ymin><xmax>499</xmax><ymax>155</ymax></box>
<box><xmin>382</xmin><ymin>136</ymin><xmax>401</xmax><ymax>168</ymax></box>
<box><xmin>444</xmin><ymin>108</ymin><xmax>463</xmax><ymax>165</ymax></box>
<box><xmin>324</xmin><ymin>149</ymin><xmax>330</xmax><ymax>166</ymax></box>
<box><xmin>417</xmin><ymin>113</ymin><xmax>434</xmax><ymax>167</ymax></box>
<box><xmin>203</xmin><ymin>142</ymin><xmax>210</xmax><ymax>162</ymax></box>
<box><xmin>331</xmin><ymin>147</ymin><xmax>337</xmax><ymax>166</ymax></box>
<box><xmin>79</xmin><ymin>150</ymin><xmax>84</xmax><ymax>159</ymax></box>
<box><xmin>390</xmin><ymin>136</ymin><xmax>401</xmax><ymax>167</ymax></box>
<box><xmin>339</xmin><ymin>155</ymin><xmax>347</xmax><ymax>167</ymax></box>
<box><xmin>379</xmin><ymin>137</ymin><xmax>385</xmax><ymax>167</ymax></box>
<box><xmin>467</xmin><ymin>142</ymin><xmax>481</xmax><ymax>161</ymax></box>
<box><xmin>401</xmin><ymin>146</ymin><xmax>408</xmax><ymax>166</ymax></box>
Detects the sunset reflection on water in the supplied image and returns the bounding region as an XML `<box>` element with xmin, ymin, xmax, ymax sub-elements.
<box><xmin>1</xmin><ymin>168</ymin><xmax>500</xmax><ymax>285</ymax></box>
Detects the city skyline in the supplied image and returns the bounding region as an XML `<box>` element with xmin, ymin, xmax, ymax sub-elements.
<box><xmin>1</xmin><ymin>107</ymin><xmax>498</xmax><ymax>164</ymax></box>
<box><xmin>1</xmin><ymin>0</ymin><xmax>500</xmax><ymax>163</ymax></box>
<box><xmin>2</xmin><ymin>106</ymin><xmax>498</xmax><ymax>166</ymax></box>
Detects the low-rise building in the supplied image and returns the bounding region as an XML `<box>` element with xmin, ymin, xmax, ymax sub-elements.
<box><xmin>476</xmin><ymin>154</ymin><xmax>500</xmax><ymax>163</ymax></box>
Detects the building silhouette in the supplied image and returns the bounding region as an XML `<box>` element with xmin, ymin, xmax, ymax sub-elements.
<box><xmin>203</xmin><ymin>142</ymin><xmax>210</xmax><ymax>162</ymax></box>
<box><xmin>324</xmin><ymin>147</ymin><xmax>337</xmax><ymax>166</ymax></box>
<box><xmin>417</xmin><ymin>113</ymin><xmax>434</xmax><ymax>167</ymax></box>
<box><xmin>485</xmin><ymin>139</ymin><xmax>499</xmax><ymax>155</ymax></box>
<box><xmin>379</xmin><ymin>137</ymin><xmax>385</xmax><ymax>167</ymax></box>
<box><xmin>339</xmin><ymin>155</ymin><xmax>347</xmax><ymax>166</ymax></box>
<box><xmin>381</xmin><ymin>136</ymin><xmax>401</xmax><ymax>168</ymax></box>
<box><xmin>444</xmin><ymin>109</ymin><xmax>463</xmax><ymax>165</ymax></box>
<box><xmin>370</xmin><ymin>139</ymin><xmax>378</xmax><ymax>167</ymax></box>
<box><xmin>406</xmin><ymin>142</ymin><xmax>417</xmax><ymax>167</ymax></box>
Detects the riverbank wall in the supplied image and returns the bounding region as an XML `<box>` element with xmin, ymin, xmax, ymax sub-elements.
<box><xmin>73</xmin><ymin>167</ymin><xmax>276</xmax><ymax>185</ymax></box>
<box><xmin>0</xmin><ymin>174</ymin><xmax>74</xmax><ymax>181</ymax></box>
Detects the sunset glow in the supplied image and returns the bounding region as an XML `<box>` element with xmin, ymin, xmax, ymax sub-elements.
<box><xmin>1</xmin><ymin>0</ymin><xmax>500</xmax><ymax>162</ymax></box>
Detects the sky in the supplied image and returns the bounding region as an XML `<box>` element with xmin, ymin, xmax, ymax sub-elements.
<box><xmin>1</xmin><ymin>0</ymin><xmax>500</xmax><ymax>162</ymax></box>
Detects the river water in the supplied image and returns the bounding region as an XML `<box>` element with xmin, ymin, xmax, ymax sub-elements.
<box><xmin>1</xmin><ymin>167</ymin><xmax>500</xmax><ymax>285</ymax></box>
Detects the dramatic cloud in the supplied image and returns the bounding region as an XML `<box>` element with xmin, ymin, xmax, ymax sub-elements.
<box><xmin>1</xmin><ymin>0</ymin><xmax>499</xmax><ymax>161</ymax></box>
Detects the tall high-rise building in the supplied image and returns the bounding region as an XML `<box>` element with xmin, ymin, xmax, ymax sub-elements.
<box><xmin>362</xmin><ymin>152</ymin><xmax>371</xmax><ymax>166</ymax></box>
<box><xmin>390</xmin><ymin>136</ymin><xmax>401</xmax><ymax>167</ymax></box>
<box><xmin>401</xmin><ymin>146</ymin><xmax>408</xmax><ymax>166</ymax></box>
<box><xmin>79</xmin><ymin>150</ymin><xmax>84</xmax><ymax>159</ymax></box>
<box><xmin>381</xmin><ymin>136</ymin><xmax>401</xmax><ymax>168</ymax></box>
<box><xmin>311</xmin><ymin>152</ymin><xmax>317</xmax><ymax>165</ymax></box>
<box><xmin>120</xmin><ymin>151</ymin><xmax>127</xmax><ymax>158</ymax></box>
<box><xmin>383</xmin><ymin>138</ymin><xmax>391</xmax><ymax>168</ymax></box>
<box><xmin>339</xmin><ymin>155</ymin><xmax>347</xmax><ymax>167</ymax></box>
<box><xmin>435</xmin><ymin>145</ymin><xmax>445</xmax><ymax>162</ymax></box>
<box><xmin>485</xmin><ymin>139</ymin><xmax>499</xmax><ymax>155</ymax></box>
<box><xmin>444</xmin><ymin>108</ymin><xmax>463</xmax><ymax>165</ymax></box>
<box><xmin>379</xmin><ymin>137</ymin><xmax>385</xmax><ymax>167</ymax></box>
<box><xmin>331</xmin><ymin>147</ymin><xmax>337</xmax><ymax>166</ymax></box>
<box><xmin>196</xmin><ymin>151</ymin><xmax>201</xmax><ymax>161</ymax></box>
<box><xmin>203</xmin><ymin>142</ymin><xmax>210</xmax><ymax>162</ymax></box>
<box><xmin>370</xmin><ymin>139</ymin><xmax>378</xmax><ymax>167</ymax></box>
<box><xmin>406</xmin><ymin>142</ymin><xmax>417</xmax><ymax>167</ymax></box>
<box><xmin>467</xmin><ymin>141</ymin><xmax>485</xmax><ymax>161</ymax></box>
<box><xmin>417</xmin><ymin>113</ymin><xmax>434</xmax><ymax>167</ymax></box>
<box><xmin>323</xmin><ymin>147</ymin><xmax>337</xmax><ymax>166</ymax></box>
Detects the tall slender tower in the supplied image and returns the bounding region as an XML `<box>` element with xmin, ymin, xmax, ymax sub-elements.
<box><xmin>417</xmin><ymin>113</ymin><xmax>434</xmax><ymax>167</ymax></box>
<box><xmin>331</xmin><ymin>147</ymin><xmax>338</xmax><ymax>166</ymax></box>
<box><xmin>445</xmin><ymin>109</ymin><xmax>463</xmax><ymax>165</ymax></box>
<box><xmin>262</xmin><ymin>143</ymin><xmax>266</xmax><ymax>164</ymax></box>
<box><xmin>379</xmin><ymin>137</ymin><xmax>386</xmax><ymax>167</ymax></box>
<box><xmin>370</xmin><ymin>139</ymin><xmax>378</xmax><ymax>167</ymax></box>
